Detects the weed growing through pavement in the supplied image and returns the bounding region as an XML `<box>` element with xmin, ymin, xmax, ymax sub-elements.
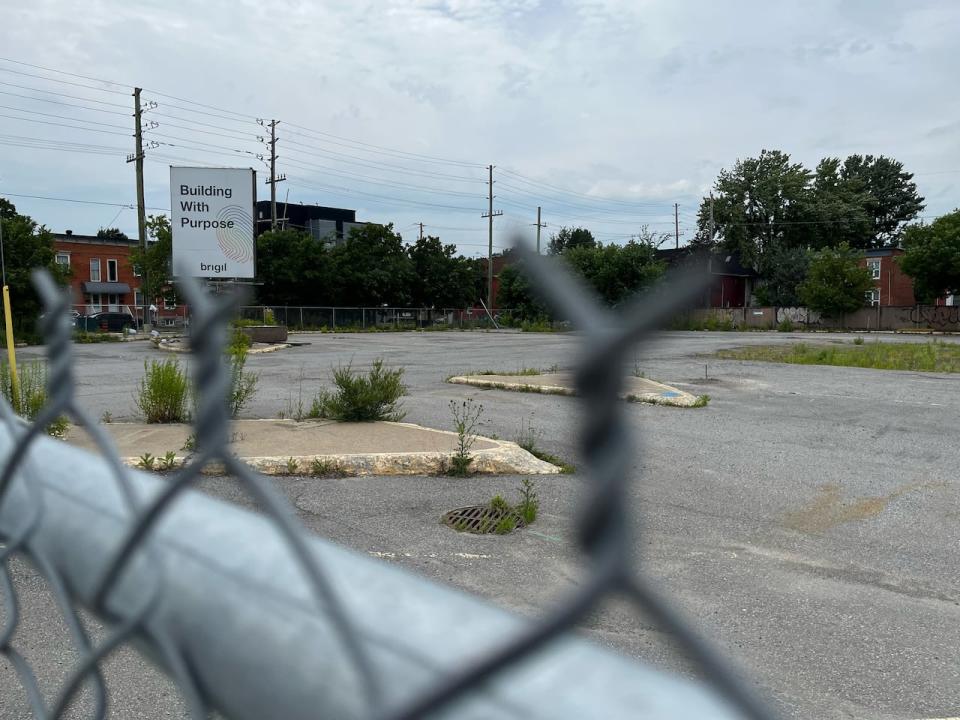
<box><xmin>853</xmin><ymin>336</ymin><xmax>865</xmax><ymax>345</ymax></box>
<box><xmin>517</xmin><ymin>477</ymin><xmax>539</xmax><ymax>524</ymax></box>
<box><xmin>136</xmin><ymin>358</ymin><xmax>189</xmax><ymax>423</ymax></box>
<box><xmin>314</xmin><ymin>359</ymin><xmax>407</xmax><ymax>422</ymax></box>
<box><xmin>0</xmin><ymin>359</ymin><xmax>69</xmax><ymax>436</ymax></box>
<box><xmin>309</xmin><ymin>458</ymin><xmax>344</xmax><ymax>477</ymax></box>
<box><xmin>159</xmin><ymin>451</ymin><xmax>177</xmax><ymax>472</ymax></box>
<box><xmin>447</xmin><ymin>397</ymin><xmax>483</xmax><ymax>476</ymax></box>
<box><xmin>100</xmin><ymin>410</ymin><xmax>113</xmax><ymax>423</ymax></box>
<box><xmin>137</xmin><ymin>453</ymin><xmax>156</xmax><ymax>471</ymax></box>
<box><xmin>514</xmin><ymin>414</ymin><xmax>575</xmax><ymax>473</ymax></box>
<box><xmin>285</xmin><ymin>457</ymin><xmax>299</xmax><ymax>475</ymax></box>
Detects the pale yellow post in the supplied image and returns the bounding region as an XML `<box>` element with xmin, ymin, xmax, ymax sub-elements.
<box><xmin>3</xmin><ymin>285</ymin><xmax>18</xmax><ymax>414</ymax></box>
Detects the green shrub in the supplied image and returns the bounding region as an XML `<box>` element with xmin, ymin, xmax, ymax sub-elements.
<box><xmin>0</xmin><ymin>359</ymin><xmax>68</xmax><ymax>436</ymax></box>
<box><xmin>74</xmin><ymin>331</ymin><xmax>121</xmax><ymax>343</ymax></box>
<box><xmin>225</xmin><ymin>341</ymin><xmax>258</xmax><ymax>418</ymax></box>
<box><xmin>136</xmin><ymin>359</ymin><xmax>190</xmax><ymax>423</ymax></box>
<box><xmin>490</xmin><ymin>494</ymin><xmax>510</xmax><ymax>512</ymax></box>
<box><xmin>853</xmin><ymin>336</ymin><xmax>865</xmax><ymax>345</ymax></box>
<box><xmin>313</xmin><ymin>359</ymin><xmax>406</xmax><ymax>422</ymax></box>
<box><xmin>777</xmin><ymin>318</ymin><xmax>795</xmax><ymax>332</ymax></box>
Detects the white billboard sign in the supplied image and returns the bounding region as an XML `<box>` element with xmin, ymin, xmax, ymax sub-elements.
<box><xmin>170</xmin><ymin>166</ymin><xmax>255</xmax><ymax>278</ymax></box>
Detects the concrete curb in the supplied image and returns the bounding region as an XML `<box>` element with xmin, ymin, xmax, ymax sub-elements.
<box><xmin>153</xmin><ymin>341</ymin><xmax>293</xmax><ymax>354</ymax></box>
<box><xmin>112</xmin><ymin>420</ymin><xmax>560</xmax><ymax>477</ymax></box>
<box><xmin>447</xmin><ymin>375</ymin><xmax>703</xmax><ymax>408</ymax></box>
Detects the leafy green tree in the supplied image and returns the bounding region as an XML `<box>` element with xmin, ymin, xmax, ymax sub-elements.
<box><xmin>806</xmin><ymin>157</ymin><xmax>874</xmax><ymax>250</ymax></box>
<box><xmin>752</xmin><ymin>245</ymin><xmax>812</xmax><ymax>307</ymax></box>
<box><xmin>547</xmin><ymin>226</ymin><xmax>596</xmax><ymax>255</ymax></box>
<box><xmin>130</xmin><ymin>215</ymin><xmax>175</xmax><ymax>303</ymax></box>
<box><xmin>327</xmin><ymin>223</ymin><xmax>414</xmax><ymax>306</ymax></box>
<box><xmin>0</xmin><ymin>198</ymin><xmax>69</xmax><ymax>338</ymax></box>
<box><xmin>899</xmin><ymin>210</ymin><xmax>960</xmax><ymax>302</ymax></box>
<box><xmin>695</xmin><ymin>149</ymin><xmax>813</xmax><ymax>271</ymax></box>
<box><xmin>798</xmin><ymin>243</ymin><xmax>873</xmax><ymax>318</ymax></box>
<box><xmin>837</xmin><ymin>154</ymin><xmax>924</xmax><ymax>247</ymax></box>
<box><xmin>496</xmin><ymin>261</ymin><xmax>549</xmax><ymax>318</ymax></box>
<box><xmin>565</xmin><ymin>241</ymin><xmax>665</xmax><ymax>306</ymax></box>
<box><xmin>96</xmin><ymin>227</ymin><xmax>130</xmax><ymax>242</ymax></box>
<box><xmin>256</xmin><ymin>228</ymin><xmax>329</xmax><ymax>305</ymax></box>
<box><xmin>407</xmin><ymin>235</ymin><xmax>476</xmax><ymax>307</ymax></box>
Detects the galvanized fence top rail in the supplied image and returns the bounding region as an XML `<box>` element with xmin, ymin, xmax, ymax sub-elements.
<box><xmin>0</xmin><ymin>242</ymin><xmax>777</xmax><ymax>719</ymax></box>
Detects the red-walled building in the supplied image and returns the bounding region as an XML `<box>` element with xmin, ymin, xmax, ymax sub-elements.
<box><xmin>53</xmin><ymin>231</ymin><xmax>142</xmax><ymax>313</ymax></box>
<box><xmin>859</xmin><ymin>248</ymin><xmax>918</xmax><ymax>306</ymax></box>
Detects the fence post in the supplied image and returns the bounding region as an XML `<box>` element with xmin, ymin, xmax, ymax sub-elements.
<box><xmin>362</xmin><ymin>308</ymin><xmax>366</xmax><ymax>329</ymax></box>
<box><xmin>332</xmin><ymin>308</ymin><xmax>336</xmax><ymax>330</ymax></box>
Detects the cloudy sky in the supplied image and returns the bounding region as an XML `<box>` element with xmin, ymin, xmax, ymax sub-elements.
<box><xmin>1</xmin><ymin>0</ymin><xmax>958</xmax><ymax>256</ymax></box>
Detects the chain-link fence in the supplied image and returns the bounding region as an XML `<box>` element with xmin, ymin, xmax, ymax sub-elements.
<box><xmin>236</xmin><ymin>306</ymin><xmax>528</xmax><ymax>331</ymax></box>
<box><xmin>0</xmin><ymin>247</ymin><xmax>776</xmax><ymax>719</ymax></box>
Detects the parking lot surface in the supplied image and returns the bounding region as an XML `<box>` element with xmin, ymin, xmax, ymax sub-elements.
<box><xmin>5</xmin><ymin>330</ymin><xmax>960</xmax><ymax>719</ymax></box>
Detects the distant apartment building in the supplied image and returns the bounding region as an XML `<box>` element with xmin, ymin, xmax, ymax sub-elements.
<box><xmin>52</xmin><ymin>230</ymin><xmax>141</xmax><ymax>312</ymax></box>
<box><xmin>859</xmin><ymin>248</ymin><xmax>918</xmax><ymax>306</ymax></box>
<box><xmin>255</xmin><ymin>201</ymin><xmax>371</xmax><ymax>247</ymax></box>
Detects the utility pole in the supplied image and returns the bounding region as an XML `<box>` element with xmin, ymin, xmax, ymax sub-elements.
<box><xmin>708</xmin><ymin>193</ymin><xmax>715</xmax><ymax>243</ymax></box>
<box><xmin>419</xmin><ymin>222</ymin><xmax>424</xmax><ymax>241</ymax></box>
<box><xmin>674</xmin><ymin>202</ymin><xmax>680</xmax><ymax>249</ymax></box>
<box><xmin>532</xmin><ymin>206</ymin><xmax>547</xmax><ymax>254</ymax></box>
<box><xmin>259</xmin><ymin>119</ymin><xmax>285</xmax><ymax>230</ymax></box>
<box><xmin>481</xmin><ymin>164</ymin><xmax>502</xmax><ymax>307</ymax></box>
<box><xmin>128</xmin><ymin>88</ymin><xmax>149</xmax><ymax>330</ymax></box>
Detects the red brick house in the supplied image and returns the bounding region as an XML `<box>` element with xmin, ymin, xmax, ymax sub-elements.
<box><xmin>53</xmin><ymin>231</ymin><xmax>141</xmax><ymax>314</ymax></box>
<box><xmin>859</xmin><ymin>248</ymin><xmax>918</xmax><ymax>306</ymax></box>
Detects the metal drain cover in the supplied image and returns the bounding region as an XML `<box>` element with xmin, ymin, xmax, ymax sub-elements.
<box><xmin>442</xmin><ymin>505</ymin><xmax>526</xmax><ymax>534</ymax></box>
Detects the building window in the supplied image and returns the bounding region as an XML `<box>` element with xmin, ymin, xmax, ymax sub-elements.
<box><xmin>55</xmin><ymin>253</ymin><xmax>70</xmax><ymax>268</ymax></box>
<box><xmin>865</xmin><ymin>288</ymin><xmax>880</xmax><ymax>306</ymax></box>
<box><xmin>87</xmin><ymin>293</ymin><xmax>102</xmax><ymax>313</ymax></box>
<box><xmin>867</xmin><ymin>259</ymin><xmax>881</xmax><ymax>280</ymax></box>
<box><xmin>107</xmin><ymin>259</ymin><xmax>118</xmax><ymax>282</ymax></box>
<box><xmin>164</xmin><ymin>296</ymin><xmax>177</xmax><ymax>310</ymax></box>
<box><xmin>90</xmin><ymin>258</ymin><xmax>101</xmax><ymax>282</ymax></box>
<box><xmin>134</xmin><ymin>289</ymin><xmax>143</xmax><ymax>307</ymax></box>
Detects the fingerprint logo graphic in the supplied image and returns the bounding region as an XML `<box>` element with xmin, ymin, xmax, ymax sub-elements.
<box><xmin>216</xmin><ymin>205</ymin><xmax>254</xmax><ymax>263</ymax></box>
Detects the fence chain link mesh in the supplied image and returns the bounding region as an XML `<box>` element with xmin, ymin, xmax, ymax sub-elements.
<box><xmin>0</xmin><ymin>248</ymin><xmax>777</xmax><ymax>719</ymax></box>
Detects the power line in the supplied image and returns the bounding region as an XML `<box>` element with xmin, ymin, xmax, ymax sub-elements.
<box><xmin>0</xmin><ymin>80</ymin><xmax>130</xmax><ymax>109</ymax></box>
<box><xmin>281</xmin><ymin>157</ymin><xmax>483</xmax><ymax>198</ymax></box>
<box><xmin>0</xmin><ymin>112</ymin><xmax>130</xmax><ymax>136</ymax></box>
<box><xmin>0</xmin><ymin>105</ymin><xmax>130</xmax><ymax>130</ymax></box>
<box><xmin>0</xmin><ymin>192</ymin><xmax>168</xmax><ymax>211</ymax></box>
<box><xmin>0</xmin><ymin>66</ymin><xmax>128</xmax><ymax>95</ymax></box>
<box><xmin>0</xmin><ymin>89</ymin><xmax>129</xmax><ymax>116</ymax></box>
<box><xmin>285</xmin><ymin>175</ymin><xmax>483</xmax><ymax>212</ymax></box>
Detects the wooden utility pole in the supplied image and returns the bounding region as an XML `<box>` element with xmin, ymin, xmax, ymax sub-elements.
<box><xmin>532</xmin><ymin>206</ymin><xmax>547</xmax><ymax>254</ymax></box>
<box><xmin>264</xmin><ymin>120</ymin><xmax>285</xmax><ymax>230</ymax></box>
<box><xmin>419</xmin><ymin>222</ymin><xmax>424</xmax><ymax>241</ymax></box>
<box><xmin>481</xmin><ymin>164</ymin><xmax>502</xmax><ymax>307</ymax></box>
<box><xmin>127</xmin><ymin>87</ymin><xmax>148</xmax><ymax>329</ymax></box>
<box><xmin>674</xmin><ymin>202</ymin><xmax>680</xmax><ymax>249</ymax></box>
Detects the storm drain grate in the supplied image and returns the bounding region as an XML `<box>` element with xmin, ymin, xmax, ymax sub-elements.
<box><xmin>442</xmin><ymin>505</ymin><xmax>526</xmax><ymax>535</ymax></box>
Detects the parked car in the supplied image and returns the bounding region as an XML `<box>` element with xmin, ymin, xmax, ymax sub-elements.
<box><xmin>75</xmin><ymin>312</ymin><xmax>140</xmax><ymax>333</ymax></box>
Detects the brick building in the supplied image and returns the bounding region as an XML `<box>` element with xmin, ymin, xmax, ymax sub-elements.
<box><xmin>52</xmin><ymin>231</ymin><xmax>142</xmax><ymax>313</ymax></box>
<box><xmin>859</xmin><ymin>248</ymin><xmax>917</xmax><ymax>306</ymax></box>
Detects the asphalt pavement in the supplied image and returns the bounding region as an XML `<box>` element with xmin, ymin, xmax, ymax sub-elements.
<box><xmin>4</xmin><ymin>329</ymin><xmax>960</xmax><ymax>719</ymax></box>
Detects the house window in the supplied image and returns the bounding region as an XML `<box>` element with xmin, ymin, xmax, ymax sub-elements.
<box><xmin>865</xmin><ymin>288</ymin><xmax>880</xmax><ymax>306</ymax></box>
<box><xmin>87</xmin><ymin>294</ymin><xmax>102</xmax><ymax>313</ymax></box>
<box><xmin>90</xmin><ymin>258</ymin><xmax>101</xmax><ymax>282</ymax></box>
<box><xmin>164</xmin><ymin>296</ymin><xmax>177</xmax><ymax>310</ymax></box>
<box><xmin>55</xmin><ymin>253</ymin><xmax>70</xmax><ymax>268</ymax></box>
<box><xmin>134</xmin><ymin>289</ymin><xmax>143</xmax><ymax>307</ymax></box>
<box><xmin>867</xmin><ymin>259</ymin><xmax>881</xmax><ymax>280</ymax></box>
<box><xmin>107</xmin><ymin>259</ymin><xmax>118</xmax><ymax>282</ymax></box>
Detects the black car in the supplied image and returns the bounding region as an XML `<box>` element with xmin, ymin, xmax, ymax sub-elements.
<box><xmin>75</xmin><ymin>312</ymin><xmax>139</xmax><ymax>332</ymax></box>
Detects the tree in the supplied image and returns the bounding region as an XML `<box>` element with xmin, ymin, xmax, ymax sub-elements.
<box><xmin>798</xmin><ymin>243</ymin><xmax>873</xmax><ymax>317</ymax></box>
<box><xmin>0</xmin><ymin>198</ymin><xmax>69</xmax><ymax>336</ymax></box>
<box><xmin>96</xmin><ymin>227</ymin><xmax>129</xmax><ymax>242</ymax></box>
<box><xmin>547</xmin><ymin>226</ymin><xmax>596</xmax><ymax>255</ymax></box>
<box><xmin>256</xmin><ymin>227</ymin><xmax>330</xmax><ymax>305</ymax></box>
<box><xmin>407</xmin><ymin>235</ymin><xmax>476</xmax><ymax>307</ymax></box>
<box><xmin>899</xmin><ymin>210</ymin><xmax>960</xmax><ymax>302</ymax></box>
<box><xmin>695</xmin><ymin>149</ymin><xmax>813</xmax><ymax>272</ymax></box>
<box><xmin>327</xmin><ymin>223</ymin><xmax>414</xmax><ymax>306</ymax></box>
<box><xmin>564</xmin><ymin>241</ymin><xmax>665</xmax><ymax>306</ymax></box>
<box><xmin>496</xmin><ymin>261</ymin><xmax>548</xmax><ymax>318</ymax></box>
<box><xmin>838</xmin><ymin>154</ymin><xmax>924</xmax><ymax>247</ymax></box>
<box><xmin>752</xmin><ymin>245</ymin><xmax>812</xmax><ymax>307</ymax></box>
<box><xmin>130</xmin><ymin>215</ymin><xmax>174</xmax><ymax>303</ymax></box>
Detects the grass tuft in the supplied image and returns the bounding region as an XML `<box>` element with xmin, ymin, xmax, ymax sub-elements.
<box><xmin>716</xmin><ymin>340</ymin><xmax>960</xmax><ymax>373</ymax></box>
<box><xmin>136</xmin><ymin>359</ymin><xmax>190</xmax><ymax>423</ymax></box>
<box><xmin>313</xmin><ymin>359</ymin><xmax>406</xmax><ymax>422</ymax></box>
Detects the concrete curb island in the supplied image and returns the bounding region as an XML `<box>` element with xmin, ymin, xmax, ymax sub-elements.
<box><xmin>64</xmin><ymin>419</ymin><xmax>561</xmax><ymax>477</ymax></box>
<box><xmin>447</xmin><ymin>372</ymin><xmax>703</xmax><ymax>408</ymax></box>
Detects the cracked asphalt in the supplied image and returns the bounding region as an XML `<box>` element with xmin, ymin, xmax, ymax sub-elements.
<box><xmin>3</xmin><ymin>329</ymin><xmax>959</xmax><ymax>719</ymax></box>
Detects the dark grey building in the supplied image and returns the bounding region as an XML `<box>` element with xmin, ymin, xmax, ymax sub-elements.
<box><xmin>255</xmin><ymin>201</ymin><xmax>371</xmax><ymax>247</ymax></box>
